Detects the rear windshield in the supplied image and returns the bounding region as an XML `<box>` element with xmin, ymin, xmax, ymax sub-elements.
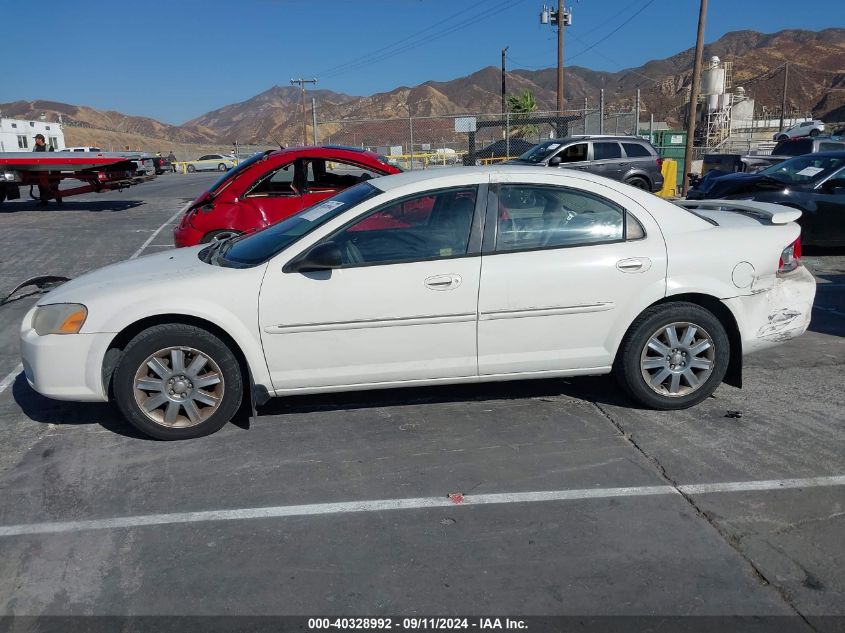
<box><xmin>216</xmin><ymin>183</ymin><xmax>381</xmax><ymax>267</ymax></box>
<box><xmin>773</xmin><ymin>139</ymin><xmax>812</xmax><ymax>156</ymax></box>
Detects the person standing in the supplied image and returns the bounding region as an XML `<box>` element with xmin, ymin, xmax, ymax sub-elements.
<box><xmin>32</xmin><ymin>134</ymin><xmax>54</xmax><ymax>203</ymax></box>
<box><xmin>32</xmin><ymin>133</ymin><xmax>54</xmax><ymax>152</ymax></box>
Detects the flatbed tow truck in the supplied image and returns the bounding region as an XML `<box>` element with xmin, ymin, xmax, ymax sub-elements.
<box><xmin>0</xmin><ymin>152</ymin><xmax>156</xmax><ymax>206</ymax></box>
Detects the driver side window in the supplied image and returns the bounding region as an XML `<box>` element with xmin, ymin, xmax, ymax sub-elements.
<box><xmin>557</xmin><ymin>143</ymin><xmax>588</xmax><ymax>163</ymax></box>
<box><xmin>328</xmin><ymin>187</ymin><xmax>477</xmax><ymax>266</ymax></box>
<box><xmin>247</xmin><ymin>162</ymin><xmax>297</xmax><ymax>197</ymax></box>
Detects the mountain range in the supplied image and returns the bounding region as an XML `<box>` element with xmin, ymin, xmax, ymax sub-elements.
<box><xmin>2</xmin><ymin>28</ymin><xmax>843</xmax><ymax>148</ymax></box>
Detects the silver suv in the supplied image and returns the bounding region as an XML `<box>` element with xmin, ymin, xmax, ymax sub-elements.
<box><xmin>509</xmin><ymin>135</ymin><xmax>665</xmax><ymax>192</ymax></box>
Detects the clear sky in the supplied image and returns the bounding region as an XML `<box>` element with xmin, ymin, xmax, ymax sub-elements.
<box><xmin>1</xmin><ymin>0</ymin><xmax>841</xmax><ymax>124</ymax></box>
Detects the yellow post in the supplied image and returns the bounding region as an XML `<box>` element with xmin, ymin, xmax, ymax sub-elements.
<box><xmin>656</xmin><ymin>159</ymin><xmax>678</xmax><ymax>198</ymax></box>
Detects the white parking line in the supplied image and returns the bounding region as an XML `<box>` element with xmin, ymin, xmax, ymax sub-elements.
<box><xmin>0</xmin><ymin>364</ymin><xmax>22</xmax><ymax>395</ymax></box>
<box><xmin>0</xmin><ymin>475</ymin><xmax>842</xmax><ymax>538</ymax></box>
<box><xmin>129</xmin><ymin>207</ymin><xmax>184</xmax><ymax>260</ymax></box>
<box><xmin>0</xmin><ymin>209</ymin><xmax>184</xmax><ymax>397</ymax></box>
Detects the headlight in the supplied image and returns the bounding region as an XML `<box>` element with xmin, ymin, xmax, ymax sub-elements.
<box><xmin>33</xmin><ymin>304</ymin><xmax>88</xmax><ymax>335</ymax></box>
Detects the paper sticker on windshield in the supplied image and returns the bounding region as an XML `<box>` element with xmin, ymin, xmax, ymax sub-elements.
<box><xmin>796</xmin><ymin>166</ymin><xmax>824</xmax><ymax>177</ymax></box>
<box><xmin>301</xmin><ymin>200</ymin><xmax>344</xmax><ymax>220</ymax></box>
<box><xmin>546</xmin><ymin>143</ymin><xmax>561</xmax><ymax>150</ymax></box>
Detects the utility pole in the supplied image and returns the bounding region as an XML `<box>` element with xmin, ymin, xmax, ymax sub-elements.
<box><xmin>501</xmin><ymin>46</ymin><xmax>509</xmax><ymax>117</ymax></box>
<box><xmin>634</xmin><ymin>89</ymin><xmax>640</xmax><ymax>136</ymax></box>
<box><xmin>681</xmin><ymin>0</ymin><xmax>707</xmax><ymax>195</ymax></box>
<box><xmin>779</xmin><ymin>62</ymin><xmax>789</xmax><ymax>132</ymax></box>
<box><xmin>312</xmin><ymin>97</ymin><xmax>318</xmax><ymax>146</ymax></box>
<box><xmin>541</xmin><ymin>4</ymin><xmax>571</xmax><ymax>134</ymax></box>
<box><xmin>557</xmin><ymin>3</ymin><xmax>564</xmax><ymax>116</ymax></box>
<box><xmin>290</xmin><ymin>77</ymin><xmax>317</xmax><ymax>146</ymax></box>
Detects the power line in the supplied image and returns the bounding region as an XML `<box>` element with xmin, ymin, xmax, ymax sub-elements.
<box><xmin>310</xmin><ymin>0</ymin><xmax>487</xmax><ymax>78</ymax></box>
<box><xmin>314</xmin><ymin>0</ymin><xmax>529</xmax><ymax>80</ymax></box>
<box><xmin>567</xmin><ymin>0</ymin><xmax>657</xmax><ymax>62</ymax></box>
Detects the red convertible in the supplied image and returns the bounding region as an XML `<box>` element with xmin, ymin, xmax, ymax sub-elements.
<box><xmin>173</xmin><ymin>146</ymin><xmax>401</xmax><ymax>247</ymax></box>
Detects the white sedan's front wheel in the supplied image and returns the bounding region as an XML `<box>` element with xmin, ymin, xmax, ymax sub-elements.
<box><xmin>615</xmin><ymin>303</ymin><xmax>729</xmax><ymax>409</ymax></box>
<box><xmin>113</xmin><ymin>324</ymin><xmax>243</xmax><ymax>439</ymax></box>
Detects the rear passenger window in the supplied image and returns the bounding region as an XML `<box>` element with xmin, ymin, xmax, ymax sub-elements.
<box><xmin>819</xmin><ymin>142</ymin><xmax>844</xmax><ymax>152</ymax></box>
<box><xmin>622</xmin><ymin>143</ymin><xmax>652</xmax><ymax>158</ymax></box>
<box><xmin>495</xmin><ymin>185</ymin><xmax>641</xmax><ymax>252</ymax></box>
<box><xmin>593</xmin><ymin>142</ymin><xmax>622</xmax><ymax>160</ymax></box>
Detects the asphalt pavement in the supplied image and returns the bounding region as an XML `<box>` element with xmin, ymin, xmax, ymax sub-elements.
<box><xmin>0</xmin><ymin>173</ymin><xmax>842</xmax><ymax>628</ymax></box>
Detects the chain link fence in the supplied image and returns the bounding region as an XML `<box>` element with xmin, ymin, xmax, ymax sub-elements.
<box><xmin>316</xmin><ymin>109</ymin><xmax>638</xmax><ymax>170</ymax></box>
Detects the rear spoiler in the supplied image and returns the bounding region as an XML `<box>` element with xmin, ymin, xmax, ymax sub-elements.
<box><xmin>674</xmin><ymin>199</ymin><xmax>801</xmax><ymax>225</ymax></box>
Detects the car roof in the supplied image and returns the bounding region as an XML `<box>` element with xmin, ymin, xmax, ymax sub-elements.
<box><xmin>789</xmin><ymin>150</ymin><xmax>845</xmax><ymax>157</ymax></box>
<box><xmin>553</xmin><ymin>135</ymin><xmax>650</xmax><ymax>142</ymax></box>
<box><xmin>266</xmin><ymin>145</ymin><xmax>389</xmax><ymax>162</ymax></box>
<box><xmin>369</xmin><ymin>164</ymin><xmax>630</xmax><ymax>192</ymax></box>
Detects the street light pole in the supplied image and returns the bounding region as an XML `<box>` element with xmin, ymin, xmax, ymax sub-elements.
<box><xmin>501</xmin><ymin>46</ymin><xmax>509</xmax><ymax>117</ymax></box>
<box><xmin>779</xmin><ymin>62</ymin><xmax>789</xmax><ymax>132</ymax></box>
<box><xmin>290</xmin><ymin>77</ymin><xmax>317</xmax><ymax>146</ymax></box>
<box><xmin>681</xmin><ymin>0</ymin><xmax>707</xmax><ymax>195</ymax></box>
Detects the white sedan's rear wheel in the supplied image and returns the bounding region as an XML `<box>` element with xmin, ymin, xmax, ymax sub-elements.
<box><xmin>616</xmin><ymin>302</ymin><xmax>729</xmax><ymax>409</ymax></box>
<box><xmin>113</xmin><ymin>324</ymin><xmax>243</xmax><ymax>439</ymax></box>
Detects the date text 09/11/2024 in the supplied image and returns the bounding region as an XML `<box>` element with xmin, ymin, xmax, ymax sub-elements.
<box><xmin>307</xmin><ymin>617</ymin><xmax>528</xmax><ymax>630</ymax></box>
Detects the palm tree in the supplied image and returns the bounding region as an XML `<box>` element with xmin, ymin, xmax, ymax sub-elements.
<box><xmin>507</xmin><ymin>90</ymin><xmax>539</xmax><ymax>139</ymax></box>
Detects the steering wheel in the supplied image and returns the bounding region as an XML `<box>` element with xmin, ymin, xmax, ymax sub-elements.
<box><xmin>343</xmin><ymin>240</ymin><xmax>364</xmax><ymax>264</ymax></box>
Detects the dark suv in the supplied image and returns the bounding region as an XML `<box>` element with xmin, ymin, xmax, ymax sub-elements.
<box><xmin>771</xmin><ymin>136</ymin><xmax>845</xmax><ymax>157</ymax></box>
<box><xmin>508</xmin><ymin>135</ymin><xmax>665</xmax><ymax>192</ymax></box>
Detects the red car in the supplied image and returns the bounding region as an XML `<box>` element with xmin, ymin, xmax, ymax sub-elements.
<box><xmin>173</xmin><ymin>146</ymin><xmax>402</xmax><ymax>247</ymax></box>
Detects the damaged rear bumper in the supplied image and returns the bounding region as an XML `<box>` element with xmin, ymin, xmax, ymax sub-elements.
<box><xmin>724</xmin><ymin>266</ymin><xmax>816</xmax><ymax>355</ymax></box>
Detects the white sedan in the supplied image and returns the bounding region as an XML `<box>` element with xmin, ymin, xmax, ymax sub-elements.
<box><xmin>20</xmin><ymin>167</ymin><xmax>816</xmax><ymax>440</ymax></box>
<box><xmin>185</xmin><ymin>154</ymin><xmax>237</xmax><ymax>172</ymax></box>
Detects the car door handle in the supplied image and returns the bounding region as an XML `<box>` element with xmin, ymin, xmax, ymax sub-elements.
<box><xmin>425</xmin><ymin>274</ymin><xmax>462</xmax><ymax>290</ymax></box>
<box><xmin>616</xmin><ymin>258</ymin><xmax>652</xmax><ymax>273</ymax></box>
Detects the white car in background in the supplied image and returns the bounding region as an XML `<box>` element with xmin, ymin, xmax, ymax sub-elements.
<box><xmin>774</xmin><ymin>120</ymin><xmax>825</xmax><ymax>141</ymax></box>
<box><xmin>185</xmin><ymin>153</ymin><xmax>237</xmax><ymax>172</ymax></box>
<box><xmin>20</xmin><ymin>167</ymin><xmax>815</xmax><ymax>440</ymax></box>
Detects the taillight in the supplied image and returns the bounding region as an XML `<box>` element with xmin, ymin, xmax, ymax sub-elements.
<box><xmin>778</xmin><ymin>237</ymin><xmax>802</xmax><ymax>275</ymax></box>
<box><xmin>656</xmin><ymin>156</ymin><xmax>664</xmax><ymax>168</ymax></box>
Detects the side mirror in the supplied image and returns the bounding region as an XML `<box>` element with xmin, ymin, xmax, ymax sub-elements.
<box><xmin>548</xmin><ymin>155</ymin><xmax>562</xmax><ymax>167</ymax></box>
<box><xmin>288</xmin><ymin>241</ymin><xmax>343</xmax><ymax>273</ymax></box>
<box><xmin>822</xmin><ymin>178</ymin><xmax>845</xmax><ymax>195</ymax></box>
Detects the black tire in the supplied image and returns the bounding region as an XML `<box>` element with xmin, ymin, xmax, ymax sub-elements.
<box><xmin>217</xmin><ymin>163</ymin><xmax>227</xmax><ymax>171</ymax></box>
<box><xmin>200</xmin><ymin>229</ymin><xmax>242</xmax><ymax>244</ymax></box>
<box><xmin>625</xmin><ymin>176</ymin><xmax>649</xmax><ymax>190</ymax></box>
<box><xmin>187</xmin><ymin>164</ymin><xmax>196</xmax><ymax>173</ymax></box>
<box><xmin>113</xmin><ymin>324</ymin><xmax>243</xmax><ymax>440</ymax></box>
<box><xmin>614</xmin><ymin>302</ymin><xmax>729</xmax><ymax>410</ymax></box>
<box><xmin>809</xmin><ymin>129</ymin><xmax>819</xmax><ymax>137</ymax></box>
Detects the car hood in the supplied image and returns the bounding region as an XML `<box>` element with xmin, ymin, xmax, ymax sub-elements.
<box><xmin>33</xmin><ymin>245</ymin><xmax>268</xmax><ymax>335</ymax></box>
<box><xmin>688</xmin><ymin>172</ymin><xmax>781</xmax><ymax>199</ymax></box>
<box><xmin>39</xmin><ymin>246</ymin><xmax>213</xmax><ymax>306</ymax></box>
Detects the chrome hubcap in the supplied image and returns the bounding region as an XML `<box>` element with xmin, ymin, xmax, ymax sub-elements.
<box><xmin>640</xmin><ymin>322</ymin><xmax>715</xmax><ymax>397</ymax></box>
<box><xmin>133</xmin><ymin>346</ymin><xmax>224</xmax><ymax>428</ymax></box>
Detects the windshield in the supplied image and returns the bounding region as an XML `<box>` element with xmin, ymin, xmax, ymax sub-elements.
<box><xmin>207</xmin><ymin>151</ymin><xmax>269</xmax><ymax>195</ymax></box>
<box><xmin>216</xmin><ymin>182</ymin><xmax>381</xmax><ymax>267</ymax></box>
<box><xmin>517</xmin><ymin>141</ymin><xmax>561</xmax><ymax>164</ymax></box>
<box><xmin>758</xmin><ymin>155</ymin><xmax>845</xmax><ymax>185</ymax></box>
